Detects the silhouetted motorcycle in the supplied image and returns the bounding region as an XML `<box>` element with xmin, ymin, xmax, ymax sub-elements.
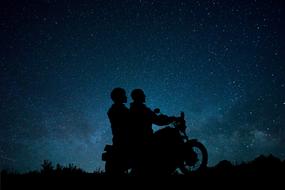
<box><xmin>102</xmin><ymin>110</ymin><xmax>208</xmax><ymax>175</ymax></box>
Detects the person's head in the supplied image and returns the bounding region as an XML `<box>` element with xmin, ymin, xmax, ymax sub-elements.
<box><xmin>111</xmin><ymin>87</ymin><xmax>127</xmax><ymax>104</ymax></box>
<box><xmin>131</xmin><ymin>89</ymin><xmax>146</xmax><ymax>103</ymax></box>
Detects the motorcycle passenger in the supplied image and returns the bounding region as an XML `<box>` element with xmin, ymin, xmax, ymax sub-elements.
<box><xmin>107</xmin><ymin>87</ymin><xmax>131</xmax><ymax>174</ymax></box>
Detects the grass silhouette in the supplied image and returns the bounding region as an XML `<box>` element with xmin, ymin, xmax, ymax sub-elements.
<box><xmin>1</xmin><ymin>154</ymin><xmax>284</xmax><ymax>188</ymax></box>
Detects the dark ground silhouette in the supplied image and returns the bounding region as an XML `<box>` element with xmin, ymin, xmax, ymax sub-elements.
<box><xmin>1</xmin><ymin>154</ymin><xmax>285</xmax><ymax>189</ymax></box>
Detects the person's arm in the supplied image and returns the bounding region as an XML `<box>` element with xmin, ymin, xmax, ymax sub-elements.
<box><xmin>150</xmin><ymin>109</ymin><xmax>176</xmax><ymax>126</ymax></box>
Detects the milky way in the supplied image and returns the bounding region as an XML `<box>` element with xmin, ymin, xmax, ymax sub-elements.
<box><xmin>0</xmin><ymin>0</ymin><xmax>284</xmax><ymax>172</ymax></box>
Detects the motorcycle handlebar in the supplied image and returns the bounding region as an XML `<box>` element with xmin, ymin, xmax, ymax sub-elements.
<box><xmin>153</xmin><ymin>108</ymin><xmax>185</xmax><ymax>123</ymax></box>
<box><xmin>180</xmin><ymin>112</ymin><xmax>184</xmax><ymax>119</ymax></box>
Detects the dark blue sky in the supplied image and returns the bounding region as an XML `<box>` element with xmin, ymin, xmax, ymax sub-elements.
<box><xmin>0</xmin><ymin>0</ymin><xmax>284</xmax><ymax>172</ymax></box>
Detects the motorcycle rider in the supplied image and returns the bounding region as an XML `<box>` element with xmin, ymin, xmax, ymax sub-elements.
<box><xmin>129</xmin><ymin>89</ymin><xmax>176</xmax><ymax>175</ymax></box>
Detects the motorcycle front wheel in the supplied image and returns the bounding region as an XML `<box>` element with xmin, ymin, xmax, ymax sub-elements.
<box><xmin>179</xmin><ymin>140</ymin><xmax>208</xmax><ymax>174</ymax></box>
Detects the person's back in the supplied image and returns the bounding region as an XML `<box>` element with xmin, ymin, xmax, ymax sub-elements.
<box><xmin>108</xmin><ymin>103</ymin><xmax>130</xmax><ymax>147</ymax></box>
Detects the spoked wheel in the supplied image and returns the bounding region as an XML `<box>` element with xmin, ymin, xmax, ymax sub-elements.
<box><xmin>179</xmin><ymin>140</ymin><xmax>208</xmax><ymax>174</ymax></box>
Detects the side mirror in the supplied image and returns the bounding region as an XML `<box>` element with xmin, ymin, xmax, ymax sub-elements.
<box><xmin>181</xmin><ymin>112</ymin><xmax>184</xmax><ymax>119</ymax></box>
<box><xmin>154</xmin><ymin>108</ymin><xmax>160</xmax><ymax>114</ymax></box>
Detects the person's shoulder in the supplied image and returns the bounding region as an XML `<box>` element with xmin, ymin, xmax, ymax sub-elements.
<box><xmin>122</xmin><ymin>104</ymin><xmax>130</xmax><ymax>111</ymax></box>
<box><xmin>130</xmin><ymin>103</ymin><xmax>149</xmax><ymax>112</ymax></box>
<box><xmin>145</xmin><ymin>106</ymin><xmax>152</xmax><ymax>112</ymax></box>
<box><xmin>142</xmin><ymin>104</ymin><xmax>152</xmax><ymax>111</ymax></box>
<box><xmin>110</xmin><ymin>104</ymin><xmax>129</xmax><ymax>111</ymax></box>
<box><xmin>107</xmin><ymin>104</ymin><xmax>118</xmax><ymax>113</ymax></box>
<box><xmin>143</xmin><ymin>106</ymin><xmax>155</xmax><ymax>115</ymax></box>
<box><xmin>108</xmin><ymin>104</ymin><xmax>115</xmax><ymax>110</ymax></box>
<box><xmin>107</xmin><ymin>106</ymin><xmax>113</xmax><ymax>115</ymax></box>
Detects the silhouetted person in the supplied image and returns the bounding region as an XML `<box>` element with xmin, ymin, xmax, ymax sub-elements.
<box><xmin>129</xmin><ymin>89</ymin><xmax>176</xmax><ymax>174</ymax></box>
<box><xmin>107</xmin><ymin>87</ymin><xmax>131</xmax><ymax>174</ymax></box>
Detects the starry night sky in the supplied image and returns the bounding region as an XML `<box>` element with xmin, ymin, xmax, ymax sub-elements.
<box><xmin>0</xmin><ymin>0</ymin><xmax>284</xmax><ymax>172</ymax></box>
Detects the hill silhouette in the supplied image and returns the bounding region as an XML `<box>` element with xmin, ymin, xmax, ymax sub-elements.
<box><xmin>188</xmin><ymin>154</ymin><xmax>285</xmax><ymax>177</ymax></box>
<box><xmin>1</xmin><ymin>154</ymin><xmax>284</xmax><ymax>188</ymax></box>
